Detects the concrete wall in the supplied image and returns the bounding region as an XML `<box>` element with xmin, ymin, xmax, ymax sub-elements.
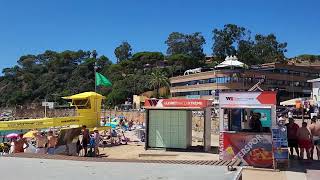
<box><xmin>0</xmin><ymin>108</ymin><xmax>146</xmax><ymax>123</ymax></box>
<box><xmin>0</xmin><ymin>107</ymin><xmax>75</xmax><ymax>120</ymax></box>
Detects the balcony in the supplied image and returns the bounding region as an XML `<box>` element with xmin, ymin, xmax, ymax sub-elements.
<box><xmin>170</xmin><ymin>82</ymin><xmax>249</xmax><ymax>93</ymax></box>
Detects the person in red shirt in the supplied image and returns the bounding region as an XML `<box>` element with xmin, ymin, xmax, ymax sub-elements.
<box><xmin>285</xmin><ymin>118</ymin><xmax>300</xmax><ymax>158</ymax></box>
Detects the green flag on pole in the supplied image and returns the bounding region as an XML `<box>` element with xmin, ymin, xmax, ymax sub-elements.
<box><xmin>96</xmin><ymin>72</ymin><xmax>112</xmax><ymax>87</ymax></box>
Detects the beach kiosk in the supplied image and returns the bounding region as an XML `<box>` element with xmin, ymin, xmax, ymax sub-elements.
<box><xmin>144</xmin><ymin>98</ymin><xmax>212</xmax><ymax>152</ymax></box>
<box><xmin>218</xmin><ymin>91</ymin><xmax>288</xmax><ymax>168</ymax></box>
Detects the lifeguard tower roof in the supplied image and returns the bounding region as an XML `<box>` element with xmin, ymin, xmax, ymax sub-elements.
<box><xmin>62</xmin><ymin>92</ymin><xmax>105</xmax><ymax>100</ymax></box>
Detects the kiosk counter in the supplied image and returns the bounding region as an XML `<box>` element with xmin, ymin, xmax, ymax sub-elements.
<box><xmin>218</xmin><ymin>92</ymin><xmax>288</xmax><ymax>168</ymax></box>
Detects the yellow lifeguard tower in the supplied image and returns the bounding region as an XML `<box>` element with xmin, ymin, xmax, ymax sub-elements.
<box><xmin>0</xmin><ymin>92</ymin><xmax>109</xmax><ymax>131</ymax></box>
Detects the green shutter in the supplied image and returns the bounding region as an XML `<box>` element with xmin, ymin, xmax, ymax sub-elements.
<box><xmin>148</xmin><ymin>110</ymin><xmax>189</xmax><ymax>149</ymax></box>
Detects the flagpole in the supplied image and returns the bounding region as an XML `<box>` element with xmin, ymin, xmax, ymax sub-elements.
<box><xmin>92</xmin><ymin>50</ymin><xmax>98</xmax><ymax>126</ymax></box>
<box><xmin>94</xmin><ymin>62</ymin><xmax>97</xmax><ymax>93</ymax></box>
<box><xmin>93</xmin><ymin>50</ymin><xmax>98</xmax><ymax>93</ymax></box>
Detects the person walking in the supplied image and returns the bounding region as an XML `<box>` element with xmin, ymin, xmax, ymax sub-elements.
<box><xmin>309</xmin><ymin>117</ymin><xmax>320</xmax><ymax>160</ymax></box>
<box><xmin>285</xmin><ymin>118</ymin><xmax>300</xmax><ymax>158</ymax></box>
<box><xmin>128</xmin><ymin>120</ymin><xmax>134</xmax><ymax>131</ymax></box>
<box><xmin>92</xmin><ymin>127</ymin><xmax>100</xmax><ymax>156</ymax></box>
<box><xmin>81</xmin><ymin>125</ymin><xmax>90</xmax><ymax>156</ymax></box>
<box><xmin>297</xmin><ymin>122</ymin><xmax>313</xmax><ymax>159</ymax></box>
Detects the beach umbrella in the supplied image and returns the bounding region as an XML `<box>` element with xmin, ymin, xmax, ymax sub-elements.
<box><xmin>23</xmin><ymin>130</ymin><xmax>38</xmax><ymax>138</ymax></box>
<box><xmin>280</xmin><ymin>98</ymin><xmax>307</xmax><ymax>106</ymax></box>
<box><xmin>6</xmin><ymin>133</ymin><xmax>19</xmax><ymax>139</ymax></box>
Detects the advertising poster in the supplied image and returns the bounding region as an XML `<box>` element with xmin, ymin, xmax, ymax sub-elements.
<box><xmin>273</xmin><ymin>148</ymin><xmax>289</xmax><ymax>160</ymax></box>
<box><xmin>272</xmin><ymin>127</ymin><xmax>289</xmax><ymax>160</ymax></box>
<box><xmin>219</xmin><ymin>132</ymin><xmax>273</xmax><ymax>168</ymax></box>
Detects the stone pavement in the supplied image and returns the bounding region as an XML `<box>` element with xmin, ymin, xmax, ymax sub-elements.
<box><xmin>3</xmin><ymin>154</ymin><xmax>320</xmax><ymax>179</ymax></box>
<box><xmin>0</xmin><ymin>157</ymin><xmax>242</xmax><ymax>180</ymax></box>
<box><xmin>4</xmin><ymin>153</ymin><xmax>241</xmax><ymax>166</ymax></box>
<box><xmin>99</xmin><ymin>142</ymin><xmax>219</xmax><ymax>161</ymax></box>
<box><xmin>241</xmin><ymin>168</ymin><xmax>307</xmax><ymax>180</ymax></box>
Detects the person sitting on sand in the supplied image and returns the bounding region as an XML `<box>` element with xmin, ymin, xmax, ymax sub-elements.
<box><xmin>34</xmin><ymin>132</ymin><xmax>48</xmax><ymax>154</ymax></box>
<box><xmin>47</xmin><ymin>130</ymin><xmax>57</xmax><ymax>155</ymax></box>
<box><xmin>13</xmin><ymin>134</ymin><xmax>29</xmax><ymax>153</ymax></box>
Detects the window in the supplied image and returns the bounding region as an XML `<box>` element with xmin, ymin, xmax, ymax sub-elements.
<box><xmin>209</xmin><ymin>78</ymin><xmax>216</xmax><ymax>83</ymax></box>
<box><xmin>280</xmin><ymin>69</ymin><xmax>288</xmax><ymax>73</ymax></box>
<box><xmin>72</xmin><ymin>99</ymin><xmax>91</xmax><ymax>109</ymax></box>
<box><xmin>216</xmin><ymin>77</ymin><xmax>231</xmax><ymax>84</ymax></box>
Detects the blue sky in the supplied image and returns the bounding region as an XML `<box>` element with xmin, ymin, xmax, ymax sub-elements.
<box><xmin>0</xmin><ymin>0</ymin><xmax>319</xmax><ymax>71</ymax></box>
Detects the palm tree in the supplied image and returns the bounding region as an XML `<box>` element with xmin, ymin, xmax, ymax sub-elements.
<box><xmin>149</xmin><ymin>70</ymin><xmax>170</xmax><ymax>98</ymax></box>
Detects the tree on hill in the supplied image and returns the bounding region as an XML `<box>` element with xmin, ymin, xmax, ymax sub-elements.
<box><xmin>212</xmin><ymin>24</ymin><xmax>250</xmax><ymax>61</ymax></box>
<box><xmin>130</xmin><ymin>51</ymin><xmax>165</xmax><ymax>69</ymax></box>
<box><xmin>104</xmin><ymin>51</ymin><xmax>167</xmax><ymax>105</ymax></box>
<box><xmin>165</xmin><ymin>32</ymin><xmax>206</xmax><ymax>69</ymax></box>
<box><xmin>0</xmin><ymin>50</ymin><xmax>111</xmax><ymax>107</ymax></box>
<box><xmin>114</xmin><ymin>41</ymin><xmax>132</xmax><ymax>63</ymax></box>
<box><xmin>148</xmin><ymin>70</ymin><xmax>170</xmax><ymax>98</ymax></box>
<box><xmin>296</xmin><ymin>54</ymin><xmax>320</xmax><ymax>62</ymax></box>
<box><xmin>212</xmin><ymin>24</ymin><xmax>287</xmax><ymax>65</ymax></box>
<box><xmin>253</xmin><ymin>34</ymin><xmax>287</xmax><ymax>63</ymax></box>
<box><xmin>167</xmin><ymin>54</ymin><xmax>194</xmax><ymax>71</ymax></box>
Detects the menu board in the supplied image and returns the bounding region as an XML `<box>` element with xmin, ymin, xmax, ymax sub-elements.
<box><xmin>271</xmin><ymin>126</ymin><xmax>289</xmax><ymax>168</ymax></box>
<box><xmin>272</xmin><ymin>127</ymin><xmax>288</xmax><ymax>148</ymax></box>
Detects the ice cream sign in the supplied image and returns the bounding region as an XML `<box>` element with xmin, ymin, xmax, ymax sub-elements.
<box><xmin>219</xmin><ymin>91</ymin><xmax>276</xmax><ymax>105</ymax></box>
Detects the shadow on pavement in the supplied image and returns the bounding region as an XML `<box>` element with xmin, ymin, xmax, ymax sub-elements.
<box><xmin>288</xmin><ymin>159</ymin><xmax>320</xmax><ymax>172</ymax></box>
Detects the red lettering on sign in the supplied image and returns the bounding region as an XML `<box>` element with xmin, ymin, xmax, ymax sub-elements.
<box><xmin>161</xmin><ymin>99</ymin><xmax>209</xmax><ymax>108</ymax></box>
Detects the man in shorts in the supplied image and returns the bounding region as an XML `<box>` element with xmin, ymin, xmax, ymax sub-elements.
<box><xmin>285</xmin><ymin>118</ymin><xmax>299</xmax><ymax>158</ymax></box>
<box><xmin>297</xmin><ymin>122</ymin><xmax>313</xmax><ymax>159</ymax></box>
<box><xmin>81</xmin><ymin>125</ymin><xmax>90</xmax><ymax>156</ymax></box>
<box><xmin>309</xmin><ymin>117</ymin><xmax>320</xmax><ymax>160</ymax></box>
